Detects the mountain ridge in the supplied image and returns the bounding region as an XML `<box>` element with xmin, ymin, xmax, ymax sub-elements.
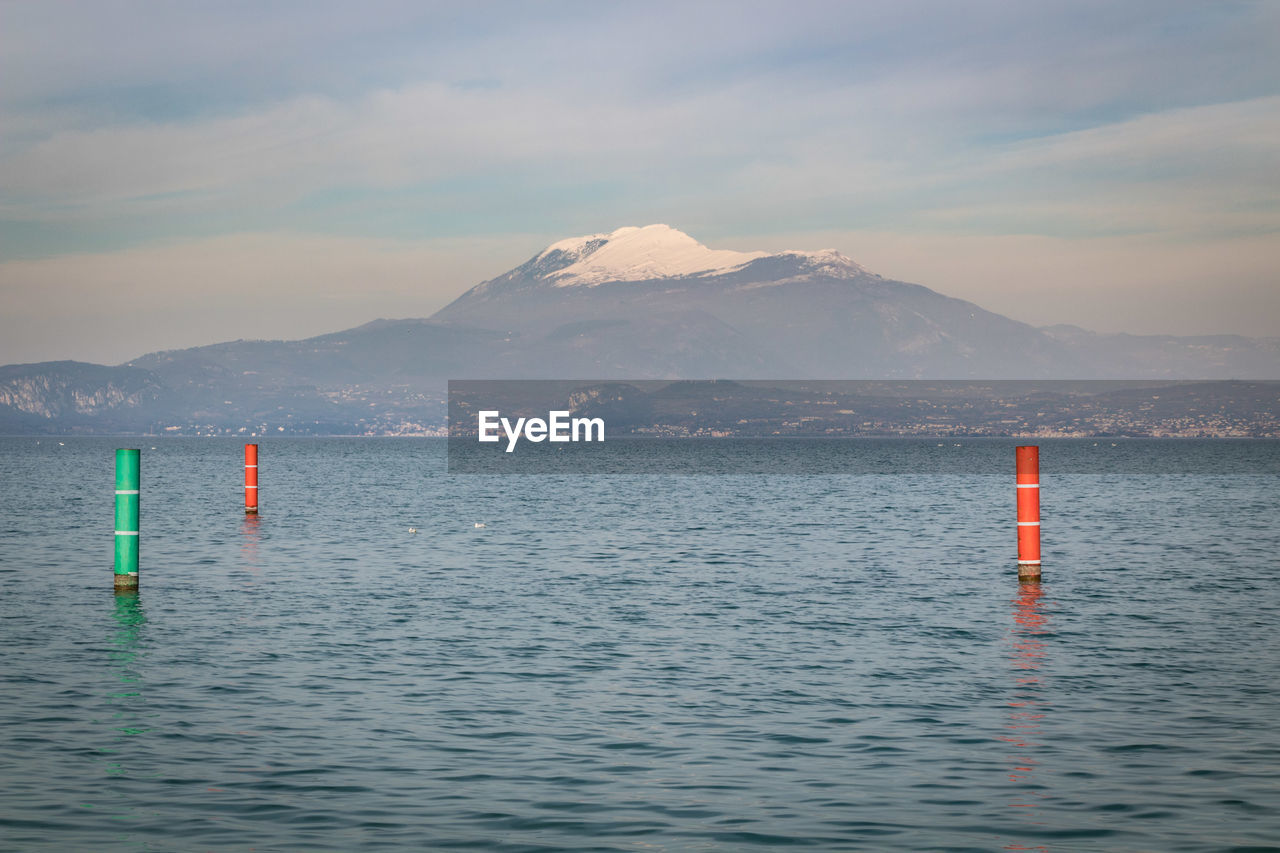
<box><xmin>3</xmin><ymin>225</ymin><xmax>1279</xmax><ymax>434</ymax></box>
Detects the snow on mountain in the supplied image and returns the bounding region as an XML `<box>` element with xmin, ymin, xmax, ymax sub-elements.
<box><xmin>775</xmin><ymin>248</ymin><xmax>867</xmax><ymax>279</ymax></box>
<box><xmin>536</xmin><ymin>224</ymin><xmax>763</xmax><ymax>286</ymax></box>
<box><xmin>531</xmin><ymin>224</ymin><xmax>863</xmax><ymax>287</ymax></box>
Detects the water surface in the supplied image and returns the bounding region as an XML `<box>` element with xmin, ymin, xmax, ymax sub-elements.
<box><xmin>1</xmin><ymin>437</ymin><xmax>1278</xmax><ymax>851</ymax></box>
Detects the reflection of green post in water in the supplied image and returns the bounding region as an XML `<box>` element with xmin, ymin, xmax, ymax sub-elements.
<box><xmin>105</xmin><ymin>591</ymin><xmax>149</xmax><ymax>777</ymax></box>
<box><xmin>114</xmin><ymin>449</ymin><xmax>140</xmax><ymax>591</ymax></box>
<box><xmin>112</xmin><ymin>592</ymin><xmax>146</xmax><ymax>643</ymax></box>
<box><xmin>110</xmin><ymin>592</ymin><xmax>147</xmax><ymax>703</ymax></box>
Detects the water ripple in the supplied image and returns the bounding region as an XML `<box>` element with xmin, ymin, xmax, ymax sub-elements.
<box><xmin>1</xmin><ymin>437</ymin><xmax>1278</xmax><ymax>850</ymax></box>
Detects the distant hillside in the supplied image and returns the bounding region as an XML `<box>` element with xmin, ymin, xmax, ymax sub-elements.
<box><xmin>0</xmin><ymin>361</ymin><xmax>163</xmax><ymax>434</ymax></box>
<box><xmin>2</xmin><ymin>225</ymin><xmax>1278</xmax><ymax>434</ymax></box>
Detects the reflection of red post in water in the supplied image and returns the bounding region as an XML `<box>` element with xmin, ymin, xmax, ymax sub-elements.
<box><xmin>1002</xmin><ymin>582</ymin><xmax>1050</xmax><ymax>850</ymax></box>
<box><xmin>245</xmin><ymin>443</ymin><xmax>259</xmax><ymax>514</ymax></box>
<box><xmin>1016</xmin><ymin>446</ymin><xmax>1040</xmax><ymax>581</ymax></box>
<box><xmin>239</xmin><ymin>512</ymin><xmax>263</xmax><ymax>577</ymax></box>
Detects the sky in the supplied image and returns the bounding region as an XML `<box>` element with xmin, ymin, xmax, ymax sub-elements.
<box><xmin>1</xmin><ymin>0</ymin><xmax>1277</xmax><ymax>365</ymax></box>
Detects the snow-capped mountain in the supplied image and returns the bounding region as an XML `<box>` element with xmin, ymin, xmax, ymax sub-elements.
<box><xmin>4</xmin><ymin>224</ymin><xmax>1279</xmax><ymax>433</ymax></box>
<box><xmin>436</xmin><ymin>224</ymin><xmax>1077</xmax><ymax>377</ymax></box>
<box><xmin>432</xmin><ymin>224</ymin><xmax>1280</xmax><ymax>379</ymax></box>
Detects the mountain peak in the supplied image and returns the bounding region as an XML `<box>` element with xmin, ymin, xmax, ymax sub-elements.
<box><xmin>512</xmin><ymin>224</ymin><xmax>865</xmax><ymax>288</ymax></box>
<box><xmin>456</xmin><ymin>225</ymin><xmax>875</xmax><ymax>306</ymax></box>
<box><xmin>533</xmin><ymin>224</ymin><xmax>767</xmax><ymax>287</ymax></box>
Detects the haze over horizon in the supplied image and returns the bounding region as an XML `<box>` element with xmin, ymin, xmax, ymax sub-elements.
<box><xmin>2</xmin><ymin>1</ymin><xmax>1278</xmax><ymax>366</ymax></box>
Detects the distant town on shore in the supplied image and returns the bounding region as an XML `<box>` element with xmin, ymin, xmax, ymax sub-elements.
<box><xmin>445</xmin><ymin>380</ymin><xmax>1280</xmax><ymax>441</ymax></box>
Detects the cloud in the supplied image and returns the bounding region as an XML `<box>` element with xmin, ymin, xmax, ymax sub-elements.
<box><xmin>0</xmin><ymin>81</ymin><xmax>744</xmax><ymax>216</ymax></box>
<box><xmin>6</xmin><ymin>78</ymin><xmax>1275</xmax><ymax>242</ymax></box>
<box><xmin>0</xmin><ymin>0</ymin><xmax>1277</xmax><ymax>360</ymax></box>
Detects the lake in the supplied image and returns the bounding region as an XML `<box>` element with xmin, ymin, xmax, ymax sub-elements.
<box><xmin>1</xmin><ymin>437</ymin><xmax>1278</xmax><ymax>851</ymax></box>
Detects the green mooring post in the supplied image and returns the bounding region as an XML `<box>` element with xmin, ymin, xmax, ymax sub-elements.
<box><xmin>114</xmin><ymin>448</ymin><xmax>140</xmax><ymax>591</ymax></box>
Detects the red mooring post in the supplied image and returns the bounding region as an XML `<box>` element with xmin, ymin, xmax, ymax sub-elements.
<box><xmin>1016</xmin><ymin>446</ymin><xmax>1041</xmax><ymax>581</ymax></box>
<box><xmin>245</xmin><ymin>443</ymin><xmax>259</xmax><ymax>514</ymax></box>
